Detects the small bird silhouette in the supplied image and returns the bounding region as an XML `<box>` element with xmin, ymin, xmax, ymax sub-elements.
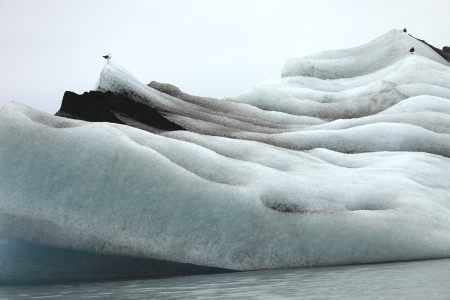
<box><xmin>403</xmin><ymin>28</ymin><xmax>407</xmax><ymax>33</ymax></box>
<box><xmin>103</xmin><ymin>53</ymin><xmax>112</xmax><ymax>61</ymax></box>
<box><xmin>409</xmin><ymin>47</ymin><xmax>415</xmax><ymax>53</ymax></box>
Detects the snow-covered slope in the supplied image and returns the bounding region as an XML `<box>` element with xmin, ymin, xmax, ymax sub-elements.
<box><xmin>1</xmin><ymin>30</ymin><xmax>450</xmax><ymax>281</ymax></box>
<box><xmin>234</xmin><ymin>54</ymin><xmax>450</xmax><ymax>119</ymax></box>
<box><xmin>281</xmin><ymin>29</ymin><xmax>450</xmax><ymax>79</ymax></box>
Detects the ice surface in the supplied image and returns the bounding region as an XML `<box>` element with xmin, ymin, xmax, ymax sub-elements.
<box><xmin>233</xmin><ymin>55</ymin><xmax>450</xmax><ymax>119</ymax></box>
<box><xmin>1</xmin><ymin>30</ymin><xmax>450</xmax><ymax>278</ymax></box>
<box><xmin>94</xmin><ymin>55</ymin><xmax>450</xmax><ymax>155</ymax></box>
<box><xmin>1</xmin><ymin>102</ymin><xmax>450</xmax><ymax>272</ymax></box>
<box><xmin>281</xmin><ymin>29</ymin><xmax>450</xmax><ymax>79</ymax></box>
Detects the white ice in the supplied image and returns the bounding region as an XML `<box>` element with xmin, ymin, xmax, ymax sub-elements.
<box><xmin>1</xmin><ymin>102</ymin><xmax>450</xmax><ymax>271</ymax></box>
<box><xmin>281</xmin><ymin>29</ymin><xmax>450</xmax><ymax>79</ymax></box>
<box><xmin>1</xmin><ymin>29</ymin><xmax>450</xmax><ymax>274</ymax></box>
<box><xmin>93</xmin><ymin>54</ymin><xmax>450</xmax><ymax>156</ymax></box>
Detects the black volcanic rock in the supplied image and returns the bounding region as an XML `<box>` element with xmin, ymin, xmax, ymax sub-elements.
<box><xmin>55</xmin><ymin>91</ymin><xmax>184</xmax><ymax>132</ymax></box>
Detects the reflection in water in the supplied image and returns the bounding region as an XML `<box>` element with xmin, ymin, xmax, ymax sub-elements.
<box><xmin>1</xmin><ymin>258</ymin><xmax>450</xmax><ymax>299</ymax></box>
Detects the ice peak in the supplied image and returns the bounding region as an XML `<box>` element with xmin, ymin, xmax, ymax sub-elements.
<box><xmin>282</xmin><ymin>29</ymin><xmax>450</xmax><ymax>79</ymax></box>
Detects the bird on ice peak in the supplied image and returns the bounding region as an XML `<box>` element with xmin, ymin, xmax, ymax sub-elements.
<box><xmin>103</xmin><ymin>53</ymin><xmax>112</xmax><ymax>61</ymax></box>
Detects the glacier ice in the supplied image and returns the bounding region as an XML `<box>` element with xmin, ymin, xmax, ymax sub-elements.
<box><xmin>281</xmin><ymin>29</ymin><xmax>450</xmax><ymax>79</ymax></box>
<box><xmin>1</xmin><ymin>29</ymin><xmax>450</xmax><ymax>282</ymax></box>
<box><xmin>0</xmin><ymin>239</ymin><xmax>229</xmax><ymax>284</ymax></box>
<box><xmin>2</xmin><ymin>101</ymin><xmax>450</xmax><ymax>273</ymax></box>
<box><xmin>93</xmin><ymin>55</ymin><xmax>450</xmax><ymax>155</ymax></box>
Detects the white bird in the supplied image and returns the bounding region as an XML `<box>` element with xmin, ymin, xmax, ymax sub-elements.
<box><xmin>103</xmin><ymin>53</ymin><xmax>112</xmax><ymax>61</ymax></box>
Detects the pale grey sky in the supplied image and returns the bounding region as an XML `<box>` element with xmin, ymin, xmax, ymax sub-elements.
<box><xmin>1</xmin><ymin>0</ymin><xmax>449</xmax><ymax>114</ymax></box>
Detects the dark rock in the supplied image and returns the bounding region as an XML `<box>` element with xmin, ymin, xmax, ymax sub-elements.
<box><xmin>443</xmin><ymin>46</ymin><xmax>450</xmax><ymax>53</ymax></box>
<box><xmin>55</xmin><ymin>91</ymin><xmax>185</xmax><ymax>132</ymax></box>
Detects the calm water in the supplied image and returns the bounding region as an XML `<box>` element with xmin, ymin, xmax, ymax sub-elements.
<box><xmin>1</xmin><ymin>258</ymin><xmax>450</xmax><ymax>299</ymax></box>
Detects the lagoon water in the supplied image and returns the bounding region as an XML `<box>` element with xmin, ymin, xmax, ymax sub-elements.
<box><xmin>1</xmin><ymin>258</ymin><xmax>450</xmax><ymax>299</ymax></box>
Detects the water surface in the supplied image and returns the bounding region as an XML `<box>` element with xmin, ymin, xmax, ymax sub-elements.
<box><xmin>1</xmin><ymin>258</ymin><xmax>450</xmax><ymax>299</ymax></box>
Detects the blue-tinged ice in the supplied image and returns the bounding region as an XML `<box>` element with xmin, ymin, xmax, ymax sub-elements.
<box><xmin>1</xmin><ymin>29</ymin><xmax>450</xmax><ymax>281</ymax></box>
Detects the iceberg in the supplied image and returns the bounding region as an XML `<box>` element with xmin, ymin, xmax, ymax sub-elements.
<box><xmin>281</xmin><ymin>29</ymin><xmax>450</xmax><ymax>79</ymax></box>
<box><xmin>1</xmin><ymin>29</ymin><xmax>450</xmax><ymax>282</ymax></box>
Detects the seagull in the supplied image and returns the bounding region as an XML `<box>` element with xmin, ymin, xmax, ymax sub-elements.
<box><xmin>103</xmin><ymin>53</ymin><xmax>112</xmax><ymax>61</ymax></box>
<box><xmin>403</xmin><ymin>28</ymin><xmax>407</xmax><ymax>33</ymax></box>
<box><xmin>409</xmin><ymin>47</ymin><xmax>415</xmax><ymax>53</ymax></box>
